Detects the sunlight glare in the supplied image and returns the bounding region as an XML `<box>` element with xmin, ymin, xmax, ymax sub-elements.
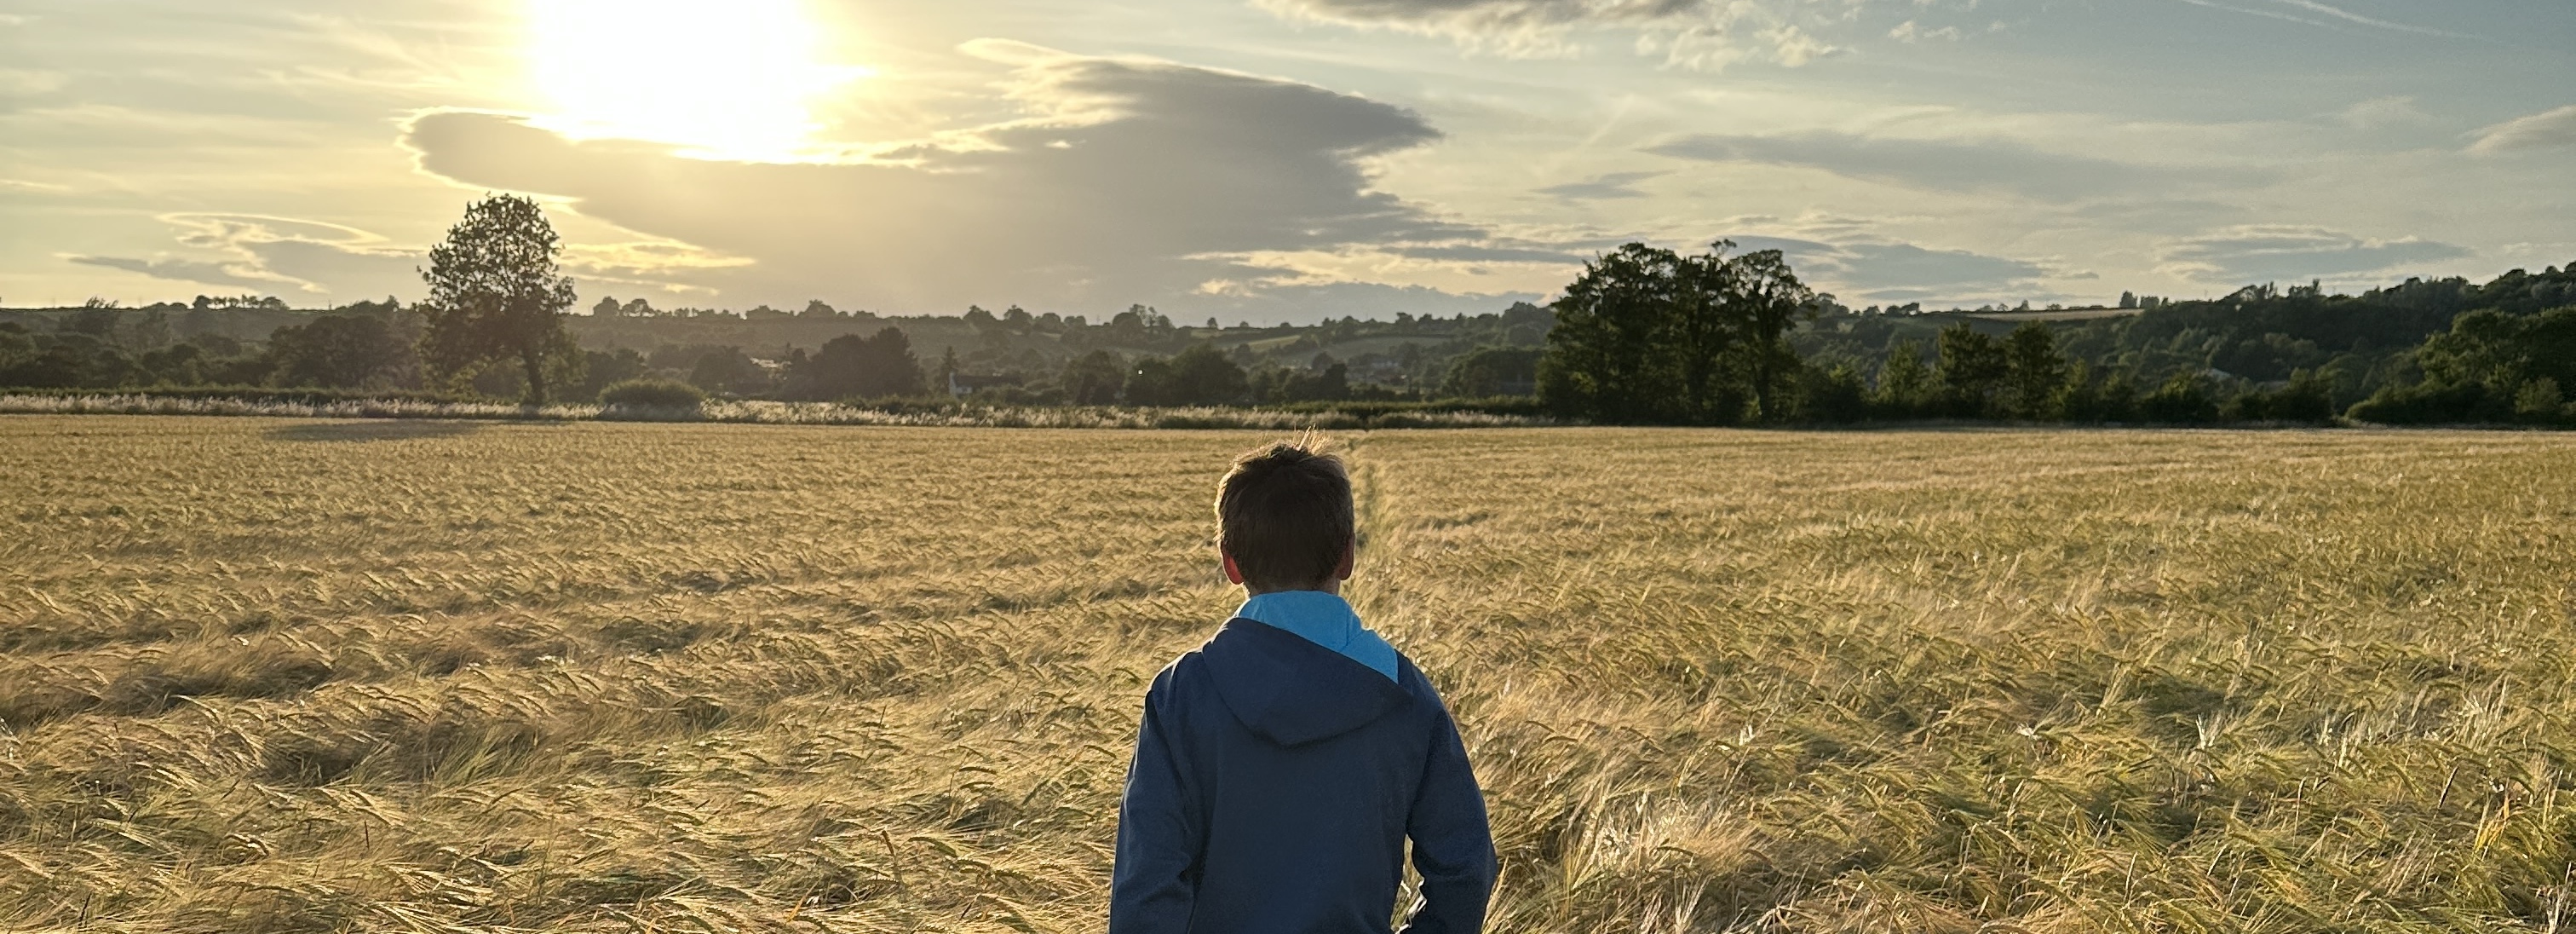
<box><xmin>527</xmin><ymin>0</ymin><xmax>862</xmax><ymax>160</ymax></box>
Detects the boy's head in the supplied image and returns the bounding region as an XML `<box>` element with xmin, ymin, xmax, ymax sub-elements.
<box><xmin>1216</xmin><ymin>440</ymin><xmax>1355</xmax><ymax>593</ymax></box>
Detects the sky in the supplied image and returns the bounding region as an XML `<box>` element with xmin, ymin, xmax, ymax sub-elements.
<box><xmin>1</xmin><ymin>0</ymin><xmax>2571</xmax><ymax>323</ymax></box>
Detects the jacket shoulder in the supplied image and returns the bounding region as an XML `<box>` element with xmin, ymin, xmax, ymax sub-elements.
<box><xmin>1391</xmin><ymin>651</ymin><xmax>1455</xmax><ymax>713</ymax></box>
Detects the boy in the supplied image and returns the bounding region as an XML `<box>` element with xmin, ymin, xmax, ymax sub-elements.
<box><xmin>1110</xmin><ymin>441</ymin><xmax>1498</xmax><ymax>934</ymax></box>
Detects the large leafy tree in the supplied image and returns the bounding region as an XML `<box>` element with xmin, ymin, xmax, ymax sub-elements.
<box><xmin>1699</xmin><ymin>243</ymin><xmax>1818</xmax><ymax>421</ymax></box>
<box><xmin>1539</xmin><ymin>244</ymin><xmax>1692</xmax><ymax>423</ymax></box>
<box><xmin>1539</xmin><ymin>240</ymin><xmax>1820</xmax><ymax>424</ymax></box>
<box><xmin>418</xmin><ymin>194</ymin><xmax>582</xmax><ymax>402</ymax></box>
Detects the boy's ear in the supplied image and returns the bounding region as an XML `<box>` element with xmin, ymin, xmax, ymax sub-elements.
<box><xmin>1222</xmin><ymin>551</ymin><xmax>1246</xmax><ymax>585</ymax></box>
<box><xmin>1332</xmin><ymin>535</ymin><xmax>1356</xmax><ymax>582</ymax></box>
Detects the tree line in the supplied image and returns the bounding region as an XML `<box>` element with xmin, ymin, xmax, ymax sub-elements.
<box><xmin>1532</xmin><ymin>242</ymin><xmax>2576</xmax><ymax>427</ymax></box>
<box><xmin>7</xmin><ymin>195</ymin><xmax>2571</xmax><ymax>425</ymax></box>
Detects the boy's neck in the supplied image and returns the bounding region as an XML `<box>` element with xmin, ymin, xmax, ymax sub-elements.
<box><xmin>1245</xmin><ymin>579</ymin><xmax>1343</xmax><ymax>597</ymax></box>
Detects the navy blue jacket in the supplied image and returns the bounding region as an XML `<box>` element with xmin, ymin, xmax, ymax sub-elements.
<box><xmin>1110</xmin><ymin>619</ymin><xmax>1498</xmax><ymax>934</ymax></box>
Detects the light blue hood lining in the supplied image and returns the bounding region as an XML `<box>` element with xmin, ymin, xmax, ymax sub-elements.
<box><xmin>1235</xmin><ymin>591</ymin><xmax>1400</xmax><ymax>682</ymax></box>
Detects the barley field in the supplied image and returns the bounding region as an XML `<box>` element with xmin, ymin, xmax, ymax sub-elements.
<box><xmin>4</xmin><ymin>416</ymin><xmax>2575</xmax><ymax>933</ymax></box>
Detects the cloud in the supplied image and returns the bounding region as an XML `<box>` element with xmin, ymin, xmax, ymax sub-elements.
<box><xmin>1888</xmin><ymin>20</ymin><xmax>1963</xmax><ymax>43</ymax></box>
<box><xmin>401</xmin><ymin>49</ymin><xmax>1532</xmax><ymax>320</ymax></box>
<box><xmin>2336</xmin><ymin>95</ymin><xmax>2429</xmax><ymax>130</ymax></box>
<box><xmin>1716</xmin><ymin>235</ymin><xmax>2051</xmax><ymax>299</ymax></box>
<box><xmin>64</xmin><ymin>214</ymin><xmax>424</xmax><ymax>299</ymax></box>
<box><xmin>1647</xmin><ymin>130</ymin><xmax>2258</xmax><ymax>201</ymax></box>
<box><xmin>2169</xmin><ymin>0</ymin><xmax>2476</xmax><ymax>39</ymax></box>
<box><xmin>2155</xmin><ymin>225</ymin><xmax>2471</xmax><ymax>283</ymax></box>
<box><xmin>1534</xmin><ymin>170</ymin><xmax>1662</xmax><ymax>200</ymax></box>
<box><xmin>2263</xmin><ymin>0</ymin><xmax>2476</xmax><ymax>38</ymax></box>
<box><xmin>1390</xmin><ymin>243</ymin><xmax>1590</xmax><ymax>262</ymax></box>
<box><xmin>1254</xmin><ymin>0</ymin><xmax>1851</xmax><ymax>69</ymax></box>
<box><xmin>2468</xmin><ymin>105</ymin><xmax>2576</xmax><ymax>155</ymax></box>
<box><xmin>64</xmin><ymin>212</ymin><xmax>762</xmax><ymax>303</ymax></box>
<box><xmin>63</xmin><ymin>255</ymin><xmax>300</xmax><ymax>292</ymax></box>
<box><xmin>0</xmin><ymin>69</ymin><xmax>66</xmax><ymax>96</ymax></box>
<box><xmin>62</xmin><ymin>214</ymin><xmax>410</xmax><ymax>297</ymax></box>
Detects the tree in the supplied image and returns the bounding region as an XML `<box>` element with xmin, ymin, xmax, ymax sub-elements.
<box><xmin>687</xmin><ymin>346</ymin><xmax>769</xmax><ymax>395</ymax></box>
<box><xmin>1791</xmin><ymin>361</ymin><xmax>1871</xmax><ymax>423</ymax></box>
<box><xmin>2346</xmin><ymin>305</ymin><xmax>2576</xmax><ymax>424</ymax></box>
<box><xmin>66</xmin><ymin>308</ymin><xmax>119</xmax><ymax>337</ymax></box>
<box><xmin>1251</xmin><ymin>360</ymin><xmax>1350</xmax><ymax>404</ymax></box>
<box><xmin>2141</xmin><ymin>372</ymin><xmax>2219</xmax><ymax>424</ymax></box>
<box><xmin>1935</xmin><ymin>324</ymin><xmax>2009</xmax><ymax>418</ymax></box>
<box><xmin>418</xmin><ymin>194</ymin><xmax>583</xmax><ymax>402</ymax></box>
<box><xmin>1061</xmin><ymin>350</ymin><xmax>1127</xmax><ymax>405</ymax></box>
<box><xmin>1539</xmin><ymin>244</ymin><xmax>1692</xmax><ymax>423</ymax></box>
<box><xmin>1539</xmin><ymin>240</ymin><xmax>1818</xmax><ymax>424</ymax></box>
<box><xmin>2002</xmin><ymin>322</ymin><xmax>2067</xmax><ymax>419</ymax></box>
<box><xmin>1440</xmin><ymin>347</ymin><xmax>1542</xmax><ymax>397</ymax></box>
<box><xmin>0</xmin><ymin>323</ymin><xmax>32</xmax><ymax>368</ymax></box>
<box><xmin>572</xmin><ymin>347</ymin><xmax>649</xmax><ymax>401</ymax></box>
<box><xmin>2266</xmin><ymin>368</ymin><xmax>2337</xmax><ymax>424</ymax></box>
<box><xmin>1873</xmin><ymin>340</ymin><xmax>1932</xmax><ymax>418</ymax></box>
<box><xmin>2516</xmin><ymin>378</ymin><xmax>2567</xmax><ymax>422</ymax></box>
<box><xmin>1126</xmin><ymin>355</ymin><xmax>1176</xmax><ymax>405</ymax></box>
<box><xmin>1705</xmin><ymin>245</ymin><xmax>1820</xmax><ymax>421</ymax></box>
<box><xmin>781</xmin><ymin>327</ymin><xmax>923</xmax><ymax>401</ymax></box>
<box><xmin>1164</xmin><ymin>343</ymin><xmax>1249</xmax><ymax>405</ymax></box>
<box><xmin>267</xmin><ymin>314</ymin><xmax>417</xmax><ymax>389</ymax></box>
<box><xmin>2420</xmin><ymin>307</ymin><xmax>2576</xmax><ymax>391</ymax></box>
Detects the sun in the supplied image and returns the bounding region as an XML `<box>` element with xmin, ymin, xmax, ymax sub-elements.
<box><xmin>526</xmin><ymin>0</ymin><xmax>863</xmax><ymax>160</ymax></box>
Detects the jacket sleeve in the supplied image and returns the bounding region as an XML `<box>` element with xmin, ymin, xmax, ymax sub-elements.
<box><xmin>1400</xmin><ymin>702</ymin><xmax>1498</xmax><ymax>934</ymax></box>
<box><xmin>1109</xmin><ymin>672</ymin><xmax>1200</xmax><ymax>934</ymax></box>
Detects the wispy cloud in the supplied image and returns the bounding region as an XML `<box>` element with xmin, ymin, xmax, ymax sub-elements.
<box><xmin>2169</xmin><ymin>0</ymin><xmax>2332</xmax><ymax>29</ymax></box>
<box><xmin>1716</xmin><ymin>234</ymin><xmax>2055</xmax><ymax>301</ymax></box>
<box><xmin>2155</xmin><ymin>225</ymin><xmax>2470</xmax><ymax>283</ymax></box>
<box><xmin>1647</xmin><ymin>130</ymin><xmax>2263</xmax><ymax>202</ymax></box>
<box><xmin>2468</xmin><ymin>104</ymin><xmax>2576</xmax><ymax>154</ymax></box>
<box><xmin>2267</xmin><ymin>0</ymin><xmax>2478</xmax><ymax>39</ymax></box>
<box><xmin>2171</xmin><ymin>0</ymin><xmax>2481</xmax><ymax>39</ymax></box>
<box><xmin>1253</xmin><ymin>0</ymin><xmax>1856</xmax><ymax>70</ymax></box>
<box><xmin>1888</xmin><ymin>20</ymin><xmax>1964</xmax><ymax>43</ymax></box>
<box><xmin>62</xmin><ymin>254</ymin><xmax>300</xmax><ymax>292</ymax></box>
<box><xmin>62</xmin><ymin>214</ymin><xmax>420</xmax><ymax>297</ymax></box>
<box><xmin>1534</xmin><ymin>170</ymin><xmax>1663</xmax><ymax>201</ymax></box>
<box><xmin>2335</xmin><ymin>95</ymin><xmax>2429</xmax><ymax>130</ymax></box>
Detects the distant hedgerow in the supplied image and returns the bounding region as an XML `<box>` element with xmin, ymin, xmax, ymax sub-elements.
<box><xmin>598</xmin><ymin>378</ymin><xmax>706</xmax><ymax>410</ymax></box>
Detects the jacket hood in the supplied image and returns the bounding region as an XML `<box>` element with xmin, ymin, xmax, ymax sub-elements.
<box><xmin>1199</xmin><ymin>619</ymin><xmax>1412</xmax><ymax>747</ymax></box>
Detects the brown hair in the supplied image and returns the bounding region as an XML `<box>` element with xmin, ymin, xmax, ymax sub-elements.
<box><xmin>1216</xmin><ymin>439</ymin><xmax>1354</xmax><ymax>591</ymax></box>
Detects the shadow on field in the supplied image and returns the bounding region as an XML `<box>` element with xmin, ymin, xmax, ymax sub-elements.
<box><xmin>266</xmin><ymin>420</ymin><xmax>485</xmax><ymax>442</ymax></box>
